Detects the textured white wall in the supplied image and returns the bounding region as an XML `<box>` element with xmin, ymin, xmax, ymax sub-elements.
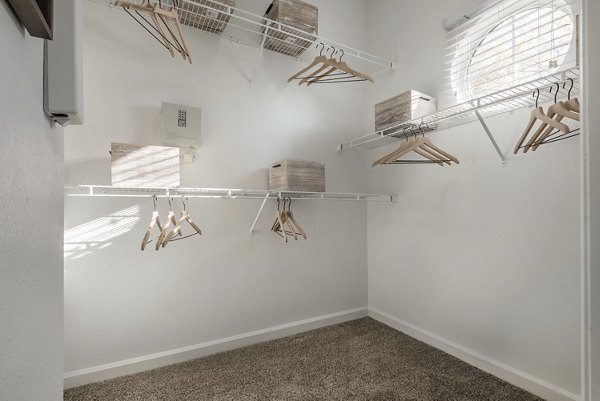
<box><xmin>582</xmin><ymin>1</ymin><xmax>600</xmax><ymax>399</ymax></box>
<box><xmin>64</xmin><ymin>0</ymin><xmax>369</xmax><ymax>377</ymax></box>
<box><xmin>0</xmin><ymin>3</ymin><xmax>64</xmax><ymax>401</ymax></box>
<box><xmin>365</xmin><ymin>0</ymin><xmax>581</xmax><ymax>399</ymax></box>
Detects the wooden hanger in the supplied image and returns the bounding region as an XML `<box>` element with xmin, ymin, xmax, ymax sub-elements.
<box><xmin>299</xmin><ymin>63</ymin><xmax>332</xmax><ymax>86</ymax></box>
<box><xmin>373</xmin><ymin>131</ymin><xmax>459</xmax><ymax>167</ymax></box>
<box><xmin>525</xmin><ymin>98</ymin><xmax>580</xmax><ymax>151</ymax></box>
<box><xmin>299</xmin><ymin>47</ymin><xmax>342</xmax><ymax>85</ymax></box>
<box><xmin>550</xmin><ymin>99</ymin><xmax>580</xmax><ymax>121</ymax></box>
<box><xmin>155</xmin><ymin>198</ymin><xmax>182</xmax><ymax>250</ymax></box>
<box><xmin>271</xmin><ymin>197</ymin><xmax>308</xmax><ymax>242</ymax></box>
<box><xmin>414</xmin><ymin>147</ymin><xmax>446</xmax><ymax>166</ymax></box>
<box><xmin>513</xmin><ymin>89</ymin><xmax>571</xmax><ymax>154</ymax></box>
<box><xmin>551</xmin><ymin>79</ymin><xmax>580</xmax><ymax>115</ymax></box>
<box><xmin>381</xmin><ymin>138</ymin><xmax>427</xmax><ymax>163</ymax></box>
<box><xmin>371</xmin><ymin>132</ymin><xmax>416</xmax><ymax>166</ymax></box>
<box><xmin>297</xmin><ymin>46</ymin><xmax>340</xmax><ymax>86</ymax></box>
<box><xmin>116</xmin><ymin>0</ymin><xmax>192</xmax><ymax>64</ymax></box>
<box><xmin>141</xmin><ymin>196</ymin><xmax>163</xmax><ymax>251</ymax></box>
<box><xmin>162</xmin><ymin>209</ymin><xmax>202</xmax><ymax>247</ymax></box>
<box><xmin>282</xmin><ymin>209</ymin><xmax>298</xmax><ymax>240</ymax></box>
<box><xmin>563</xmin><ymin>97</ymin><xmax>580</xmax><ymax>113</ymax></box>
<box><xmin>307</xmin><ymin>50</ymin><xmax>374</xmax><ymax>86</ymax></box>
<box><xmin>272</xmin><ymin>213</ymin><xmax>291</xmax><ymax>241</ymax></box>
<box><xmin>389</xmin><ymin>137</ymin><xmax>452</xmax><ymax>166</ymax></box>
<box><xmin>523</xmin><ymin>83</ymin><xmax>579</xmax><ymax>152</ymax></box>
<box><xmin>271</xmin><ymin>201</ymin><xmax>289</xmax><ymax>242</ymax></box>
<box><xmin>287</xmin><ymin>55</ymin><xmax>329</xmax><ymax>82</ymax></box>
<box><xmin>423</xmin><ymin>140</ymin><xmax>459</xmax><ymax>163</ymax></box>
<box><xmin>288</xmin><ymin>43</ymin><xmax>329</xmax><ymax>83</ymax></box>
<box><xmin>288</xmin><ymin>45</ymin><xmax>374</xmax><ymax>86</ymax></box>
<box><xmin>285</xmin><ymin>198</ymin><xmax>307</xmax><ymax>240</ymax></box>
<box><xmin>281</xmin><ymin>197</ymin><xmax>306</xmax><ymax>240</ymax></box>
<box><xmin>515</xmin><ymin>107</ymin><xmax>570</xmax><ymax>153</ymax></box>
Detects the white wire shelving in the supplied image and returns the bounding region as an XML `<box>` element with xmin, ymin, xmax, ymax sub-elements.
<box><xmin>338</xmin><ymin>67</ymin><xmax>581</xmax><ymax>157</ymax></box>
<box><xmin>65</xmin><ymin>185</ymin><xmax>396</xmax><ymax>202</ymax></box>
<box><xmin>66</xmin><ymin>185</ymin><xmax>397</xmax><ymax>233</ymax></box>
<box><xmin>90</xmin><ymin>0</ymin><xmax>395</xmax><ymax>77</ymax></box>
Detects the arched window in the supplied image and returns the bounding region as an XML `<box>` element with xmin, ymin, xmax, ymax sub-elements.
<box><xmin>448</xmin><ymin>1</ymin><xmax>576</xmax><ymax>101</ymax></box>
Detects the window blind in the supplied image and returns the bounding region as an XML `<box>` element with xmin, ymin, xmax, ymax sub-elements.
<box><xmin>446</xmin><ymin>0</ymin><xmax>579</xmax><ymax>101</ymax></box>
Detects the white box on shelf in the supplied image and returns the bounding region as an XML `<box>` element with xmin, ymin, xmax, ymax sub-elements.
<box><xmin>375</xmin><ymin>90</ymin><xmax>437</xmax><ymax>135</ymax></box>
<box><xmin>269</xmin><ymin>160</ymin><xmax>325</xmax><ymax>193</ymax></box>
<box><xmin>111</xmin><ymin>143</ymin><xmax>180</xmax><ymax>188</ymax></box>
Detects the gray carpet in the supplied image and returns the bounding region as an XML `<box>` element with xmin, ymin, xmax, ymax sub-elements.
<box><xmin>64</xmin><ymin>318</ymin><xmax>544</xmax><ymax>401</ymax></box>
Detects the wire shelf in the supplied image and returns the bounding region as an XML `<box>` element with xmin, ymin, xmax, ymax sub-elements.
<box><xmin>65</xmin><ymin>185</ymin><xmax>397</xmax><ymax>202</ymax></box>
<box><xmin>339</xmin><ymin>66</ymin><xmax>581</xmax><ymax>151</ymax></box>
<box><xmin>90</xmin><ymin>0</ymin><xmax>394</xmax><ymax>76</ymax></box>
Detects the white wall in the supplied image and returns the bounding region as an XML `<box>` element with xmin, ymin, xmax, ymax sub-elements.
<box><xmin>0</xmin><ymin>3</ymin><xmax>64</xmax><ymax>401</ymax></box>
<box><xmin>581</xmin><ymin>1</ymin><xmax>600</xmax><ymax>399</ymax></box>
<box><xmin>365</xmin><ymin>1</ymin><xmax>581</xmax><ymax>400</ymax></box>
<box><xmin>63</xmin><ymin>0</ymin><xmax>371</xmax><ymax>386</ymax></box>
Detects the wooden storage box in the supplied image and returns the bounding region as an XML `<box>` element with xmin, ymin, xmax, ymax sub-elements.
<box><xmin>178</xmin><ymin>0</ymin><xmax>235</xmax><ymax>34</ymax></box>
<box><xmin>263</xmin><ymin>0</ymin><xmax>318</xmax><ymax>57</ymax></box>
<box><xmin>375</xmin><ymin>90</ymin><xmax>437</xmax><ymax>135</ymax></box>
<box><xmin>269</xmin><ymin>160</ymin><xmax>325</xmax><ymax>193</ymax></box>
<box><xmin>111</xmin><ymin>143</ymin><xmax>180</xmax><ymax>188</ymax></box>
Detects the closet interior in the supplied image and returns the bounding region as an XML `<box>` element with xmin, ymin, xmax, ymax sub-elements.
<box><xmin>63</xmin><ymin>0</ymin><xmax>583</xmax><ymax>399</ymax></box>
<box><xmin>2</xmin><ymin>0</ymin><xmax>593</xmax><ymax>400</ymax></box>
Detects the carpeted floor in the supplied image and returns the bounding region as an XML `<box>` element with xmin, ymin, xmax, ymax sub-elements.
<box><xmin>64</xmin><ymin>318</ymin><xmax>544</xmax><ymax>401</ymax></box>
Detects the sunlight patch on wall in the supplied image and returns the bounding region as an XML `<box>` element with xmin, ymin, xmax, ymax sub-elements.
<box><xmin>111</xmin><ymin>143</ymin><xmax>180</xmax><ymax>187</ymax></box>
<box><xmin>64</xmin><ymin>206</ymin><xmax>140</xmax><ymax>261</ymax></box>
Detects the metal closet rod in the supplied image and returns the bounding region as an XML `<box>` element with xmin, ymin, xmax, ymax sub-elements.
<box><xmin>65</xmin><ymin>185</ymin><xmax>397</xmax><ymax>234</ymax></box>
<box><xmin>64</xmin><ymin>185</ymin><xmax>397</xmax><ymax>202</ymax></box>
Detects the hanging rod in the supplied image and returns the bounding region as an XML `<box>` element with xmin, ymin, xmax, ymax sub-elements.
<box><xmin>65</xmin><ymin>185</ymin><xmax>397</xmax><ymax>202</ymax></box>
<box><xmin>89</xmin><ymin>0</ymin><xmax>395</xmax><ymax>76</ymax></box>
<box><xmin>338</xmin><ymin>66</ymin><xmax>581</xmax><ymax>151</ymax></box>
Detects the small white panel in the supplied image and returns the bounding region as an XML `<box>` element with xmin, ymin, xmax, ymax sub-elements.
<box><xmin>160</xmin><ymin>102</ymin><xmax>201</xmax><ymax>146</ymax></box>
<box><xmin>44</xmin><ymin>0</ymin><xmax>84</xmax><ymax>126</ymax></box>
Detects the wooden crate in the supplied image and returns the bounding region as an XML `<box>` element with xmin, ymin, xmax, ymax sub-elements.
<box><xmin>178</xmin><ymin>0</ymin><xmax>235</xmax><ymax>34</ymax></box>
<box><xmin>111</xmin><ymin>143</ymin><xmax>180</xmax><ymax>188</ymax></box>
<box><xmin>263</xmin><ymin>0</ymin><xmax>318</xmax><ymax>57</ymax></box>
<box><xmin>375</xmin><ymin>90</ymin><xmax>437</xmax><ymax>135</ymax></box>
<box><xmin>269</xmin><ymin>160</ymin><xmax>325</xmax><ymax>193</ymax></box>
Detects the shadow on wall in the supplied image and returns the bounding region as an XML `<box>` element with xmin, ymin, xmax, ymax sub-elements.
<box><xmin>64</xmin><ymin>206</ymin><xmax>140</xmax><ymax>261</ymax></box>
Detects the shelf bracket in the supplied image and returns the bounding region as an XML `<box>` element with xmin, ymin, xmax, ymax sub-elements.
<box><xmin>474</xmin><ymin>110</ymin><xmax>506</xmax><ymax>164</ymax></box>
<box><xmin>250</xmin><ymin>193</ymin><xmax>271</xmax><ymax>233</ymax></box>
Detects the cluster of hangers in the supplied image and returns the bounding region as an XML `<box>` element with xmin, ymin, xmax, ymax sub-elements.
<box><xmin>115</xmin><ymin>0</ymin><xmax>192</xmax><ymax>63</ymax></box>
<box><xmin>288</xmin><ymin>43</ymin><xmax>374</xmax><ymax>85</ymax></box>
<box><xmin>514</xmin><ymin>78</ymin><xmax>580</xmax><ymax>154</ymax></box>
<box><xmin>372</xmin><ymin>78</ymin><xmax>579</xmax><ymax>166</ymax></box>
<box><xmin>271</xmin><ymin>197</ymin><xmax>307</xmax><ymax>243</ymax></box>
<box><xmin>141</xmin><ymin>196</ymin><xmax>202</xmax><ymax>251</ymax></box>
<box><xmin>140</xmin><ymin>195</ymin><xmax>308</xmax><ymax>248</ymax></box>
<box><xmin>372</xmin><ymin>123</ymin><xmax>460</xmax><ymax>166</ymax></box>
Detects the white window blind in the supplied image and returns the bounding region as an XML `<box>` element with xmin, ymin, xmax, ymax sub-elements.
<box><xmin>447</xmin><ymin>0</ymin><xmax>578</xmax><ymax>101</ymax></box>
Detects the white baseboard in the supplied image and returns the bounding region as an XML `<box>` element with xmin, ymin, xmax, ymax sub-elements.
<box><xmin>368</xmin><ymin>307</ymin><xmax>580</xmax><ymax>401</ymax></box>
<box><xmin>63</xmin><ymin>307</ymin><xmax>367</xmax><ymax>389</ymax></box>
